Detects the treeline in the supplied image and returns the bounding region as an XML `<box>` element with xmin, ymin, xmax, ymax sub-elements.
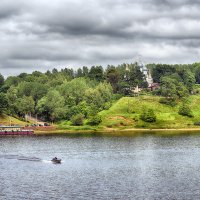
<box><xmin>0</xmin><ymin>63</ymin><xmax>146</xmax><ymax>123</ymax></box>
<box><xmin>1</xmin><ymin>62</ymin><xmax>200</xmax><ymax>123</ymax></box>
<box><xmin>149</xmin><ymin>62</ymin><xmax>200</xmax><ymax>108</ymax></box>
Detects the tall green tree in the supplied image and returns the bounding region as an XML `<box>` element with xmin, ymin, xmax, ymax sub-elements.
<box><xmin>151</xmin><ymin>64</ymin><xmax>176</xmax><ymax>83</ymax></box>
<box><xmin>160</xmin><ymin>76</ymin><xmax>188</xmax><ymax>99</ymax></box>
<box><xmin>0</xmin><ymin>73</ymin><xmax>4</xmax><ymax>88</ymax></box>
<box><xmin>82</xmin><ymin>66</ymin><xmax>89</xmax><ymax>77</ymax></box>
<box><xmin>0</xmin><ymin>93</ymin><xmax>8</xmax><ymax>114</ymax></box>
<box><xmin>106</xmin><ymin>66</ymin><xmax>119</xmax><ymax>93</ymax></box>
<box><xmin>16</xmin><ymin>96</ymin><xmax>35</xmax><ymax>116</ymax></box>
<box><xmin>181</xmin><ymin>70</ymin><xmax>195</xmax><ymax>93</ymax></box>
<box><xmin>59</xmin><ymin>78</ymin><xmax>90</xmax><ymax>105</ymax></box>
<box><xmin>89</xmin><ymin>66</ymin><xmax>104</xmax><ymax>82</ymax></box>
<box><xmin>37</xmin><ymin>90</ymin><xmax>66</xmax><ymax>121</ymax></box>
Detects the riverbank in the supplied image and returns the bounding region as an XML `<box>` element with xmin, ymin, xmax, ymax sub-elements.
<box><xmin>57</xmin><ymin>95</ymin><xmax>200</xmax><ymax>131</ymax></box>
<box><xmin>34</xmin><ymin>127</ymin><xmax>200</xmax><ymax>136</ymax></box>
<box><xmin>2</xmin><ymin>95</ymin><xmax>200</xmax><ymax>134</ymax></box>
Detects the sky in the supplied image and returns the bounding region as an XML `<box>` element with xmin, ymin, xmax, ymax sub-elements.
<box><xmin>1</xmin><ymin>0</ymin><xmax>200</xmax><ymax>76</ymax></box>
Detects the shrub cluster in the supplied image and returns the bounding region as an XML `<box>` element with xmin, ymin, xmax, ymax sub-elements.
<box><xmin>140</xmin><ymin>109</ymin><xmax>156</xmax><ymax>123</ymax></box>
<box><xmin>194</xmin><ymin>122</ymin><xmax>200</xmax><ymax>126</ymax></box>
<box><xmin>159</xmin><ymin>98</ymin><xmax>177</xmax><ymax>107</ymax></box>
<box><xmin>70</xmin><ymin>114</ymin><xmax>84</xmax><ymax>126</ymax></box>
<box><xmin>178</xmin><ymin>104</ymin><xmax>193</xmax><ymax>118</ymax></box>
<box><xmin>87</xmin><ymin>115</ymin><xmax>102</xmax><ymax>126</ymax></box>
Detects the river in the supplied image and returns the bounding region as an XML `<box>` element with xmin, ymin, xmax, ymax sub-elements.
<box><xmin>0</xmin><ymin>133</ymin><xmax>200</xmax><ymax>199</ymax></box>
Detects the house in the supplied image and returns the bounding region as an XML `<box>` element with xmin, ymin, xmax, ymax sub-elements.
<box><xmin>132</xmin><ymin>85</ymin><xmax>142</xmax><ymax>93</ymax></box>
<box><xmin>148</xmin><ymin>83</ymin><xmax>160</xmax><ymax>91</ymax></box>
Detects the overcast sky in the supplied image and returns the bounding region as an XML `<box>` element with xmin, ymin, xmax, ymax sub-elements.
<box><xmin>1</xmin><ymin>0</ymin><xmax>200</xmax><ymax>76</ymax></box>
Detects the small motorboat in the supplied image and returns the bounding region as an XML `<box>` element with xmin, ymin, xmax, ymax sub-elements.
<box><xmin>51</xmin><ymin>157</ymin><xmax>61</xmax><ymax>164</ymax></box>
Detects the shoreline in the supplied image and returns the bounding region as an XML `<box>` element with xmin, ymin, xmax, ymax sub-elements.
<box><xmin>34</xmin><ymin>127</ymin><xmax>200</xmax><ymax>136</ymax></box>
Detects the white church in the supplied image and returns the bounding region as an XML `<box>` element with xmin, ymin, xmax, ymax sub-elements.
<box><xmin>138</xmin><ymin>62</ymin><xmax>153</xmax><ymax>87</ymax></box>
<box><xmin>133</xmin><ymin>61</ymin><xmax>159</xmax><ymax>93</ymax></box>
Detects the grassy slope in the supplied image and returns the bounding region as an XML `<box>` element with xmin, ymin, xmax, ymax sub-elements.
<box><xmin>98</xmin><ymin>95</ymin><xmax>200</xmax><ymax>129</ymax></box>
<box><xmin>0</xmin><ymin>114</ymin><xmax>27</xmax><ymax>126</ymax></box>
<box><xmin>2</xmin><ymin>95</ymin><xmax>199</xmax><ymax>130</ymax></box>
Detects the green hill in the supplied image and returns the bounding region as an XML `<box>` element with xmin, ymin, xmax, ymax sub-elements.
<box><xmin>99</xmin><ymin>95</ymin><xmax>200</xmax><ymax>129</ymax></box>
<box><xmin>3</xmin><ymin>95</ymin><xmax>200</xmax><ymax>131</ymax></box>
<box><xmin>0</xmin><ymin>114</ymin><xmax>27</xmax><ymax>126</ymax></box>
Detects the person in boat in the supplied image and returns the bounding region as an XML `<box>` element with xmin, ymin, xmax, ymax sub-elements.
<box><xmin>53</xmin><ymin>157</ymin><xmax>57</xmax><ymax>161</ymax></box>
<box><xmin>52</xmin><ymin>157</ymin><xmax>61</xmax><ymax>163</ymax></box>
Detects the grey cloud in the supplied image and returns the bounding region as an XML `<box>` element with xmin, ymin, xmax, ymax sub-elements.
<box><xmin>0</xmin><ymin>0</ymin><xmax>200</xmax><ymax>76</ymax></box>
<box><xmin>0</xmin><ymin>0</ymin><xmax>27</xmax><ymax>20</ymax></box>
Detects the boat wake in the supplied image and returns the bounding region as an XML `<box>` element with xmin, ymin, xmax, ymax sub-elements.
<box><xmin>0</xmin><ymin>154</ymin><xmax>63</xmax><ymax>164</ymax></box>
<box><xmin>0</xmin><ymin>154</ymin><xmax>42</xmax><ymax>162</ymax></box>
<box><xmin>42</xmin><ymin>160</ymin><xmax>52</xmax><ymax>163</ymax></box>
<box><xmin>17</xmin><ymin>156</ymin><xmax>42</xmax><ymax>162</ymax></box>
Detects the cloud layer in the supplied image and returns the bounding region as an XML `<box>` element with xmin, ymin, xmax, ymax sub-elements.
<box><xmin>0</xmin><ymin>0</ymin><xmax>200</xmax><ymax>76</ymax></box>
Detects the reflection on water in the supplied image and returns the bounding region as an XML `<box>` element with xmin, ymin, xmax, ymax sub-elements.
<box><xmin>0</xmin><ymin>133</ymin><xmax>200</xmax><ymax>199</ymax></box>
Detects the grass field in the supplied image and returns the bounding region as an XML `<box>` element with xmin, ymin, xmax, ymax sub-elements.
<box><xmin>57</xmin><ymin>95</ymin><xmax>200</xmax><ymax>130</ymax></box>
<box><xmin>0</xmin><ymin>114</ymin><xmax>27</xmax><ymax>126</ymax></box>
<box><xmin>98</xmin><ymin>95</ymin><xmax>200</xmax><ymax>129</ymax></box>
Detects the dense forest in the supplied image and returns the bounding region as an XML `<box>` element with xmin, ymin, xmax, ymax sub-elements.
<box><xmin>0</xmin><ymin>62</ymin><xmax>200</xmax><ymax>125</ymax></box>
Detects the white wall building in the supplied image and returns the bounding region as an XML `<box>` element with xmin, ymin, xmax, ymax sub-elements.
<box><xmin>138</xmin><ymin>62</ymin><xmax>153</xmax><ymax>87</ymax></box>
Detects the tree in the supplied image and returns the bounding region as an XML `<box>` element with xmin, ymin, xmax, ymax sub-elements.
<box><xmin>151</xmin><ymin>64</ymin><xmax>176</xmax><ymax>83</ymax></box>
<box><xmin>82</xmin><ymin>66</ymin><xmax>89</xmax><ymax>77</ymax></box>
<box><xmin>0</xmin><ymin>93</ymin><xmax>8</xmax><ymax>114</ymax></box>
<box><xmin>178</xmin><ymin>104</ymin><xmax>193</xmax><ymax>117</ymax></box>
<box><xmin>176</xmin><ymin>82</ymin><xmax>189</xmax><ymax>98</ymax></box>
<box><xmin>17</xmin><ymin>82</ymin><xmax>48</xmax><ymax>104</ymax></box>
<box><xmin>181</xmin><ymin>70</ymin><xmax>195</xmax><ymax>93</ymax></box>
<box><xmin>6</xmin><ymin>86</ymin><xmax>18</xmax><ymax>114</ymax></box>
<box><xmin>61</xmin><ymin>68</ymin><xmax>74</xmax><ymax>79</ymax></box>
<box><xmin>76</xmin><ymin>68</ymin><xmax>83</xmax><ymax>77</ymax></box>
<box><xmin>195</xmin><ymin>66</ymin><xmax>200</xmax><ymax>84</ymax></box>
<box><xmin>84</xmin><ymin>88</ymin><xmax>102</xmax><ymax>112</ymax></box>
<box><xmin>30</xmin><ymin>82</ymin><xmax>48</xmax><ymax>103</ymax></box>
<box><xmin>84</xmin><ymin>82</ymin><xmax>113</xmax><ymax>112</ymax></box>
<box><xmin>18</xmin><ymin>73</ymin><xmax>28</xmax><ymax>79</ymax></box>
<box><xmin>37</xmin><ymin>90</ymin><xmax>66</xmax><ymax>121</ymax></box>
<box><xmin>140</xmin><ymin>109</ymin><xmax>156</xmax><ymax>123</ymax></box>
<box><xmin>106</xmin><ymin>66</ymin><xmax>119</xmax><ymax>93</ymax></box>
<box><xmin>87</xmin><ymin>115</ymin><xmax>102</xmax><ymax>126</ymax></box>
<box><xmin>52</xmin><ymin>68</ymin><xmax>58</xmax><ymax>74</ymax></box>
<box><xmin>0</xmin><ymin>73</ymin><xmax>4</xmax><ymax>88</ymax></box>
<box><xmin>4</xmin><ymin>76</ymin><xmax>20</xmax><ymax>88</ymax></box>
<box><xmin>16</xmin><ymin>96</ymin><xmax>35</xmax><ymax>116</ymax></box>
<box><xmin>17</xmin><ymin>82</ymin><xmax>33</xmax><ymax>97</ymax></box>
<box><xmin>96</xmin><ymin>82</ymin><xmax>113</xmax><ymax>103</ymax></box>
<box><xmin>59</xmin><ymin>78</ymin><xmax>90</xmax><ymax>105</ymax></box>
<box><xmin>70</xmin><ymin>114</ymin><xmax>84</xmax><ymax>126</ymax></box>
<box><xmin>160</xmin><ymin>76</ymin><xmax>188</xmax><ymax>99</ymax></box>
<box><xmin>89</xmin><ymin>66</ymin><xmax>104</xmax><ymax>82</ymax></box>
<box><xmin>117</xmin><ymin>63</ymin><xmax>146</xmax><ymax>95</ymax></box>
<box><xmin>160</xmin><ymin>76</ymin><xmax>178</xmax><ymax>98</ymax></box>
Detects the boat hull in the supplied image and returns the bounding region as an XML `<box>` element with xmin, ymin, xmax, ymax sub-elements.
<box><xmin>51</xmin><ymin>159</ymin><xmax>62</xmax><ymax>164</ymax></box>
<box><xmin>0</xmin><ymin>131</ymin><xmax>34</xmax><ymax>135</ymax></box>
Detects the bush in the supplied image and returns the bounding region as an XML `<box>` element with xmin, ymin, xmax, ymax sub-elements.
<box><xmin>178</xmin><ymin>104</ymin><xmax>193</xmax><ymax>118</ymax></box>
<box><xmin>112</xmin><ymin>94</ymin><xmax>123</xmax><ymax>101</ymax></box>
<box><xmin>152</xmin><ymin>89</ymin><xmax>161</xmax><ymax>96</ymax></box>
<box><xmin>194</xmin><ymin>122</ymin><xmax>200</xmax><ymax>126</ymax></box>
<box><xmin>140</xmin><ymin>109</ymin><xmax>156</xmax><ymax>123</ymax></box>
<box><xmin>87</xmin><ymin>115</ymin><xmax>102</xmax><ymax>126</ymax></box>
<box><xmin>159</xmin><ymin>97</ymin><xmax>177</xmax><ymax>107</ymax></box>
<box><xmin>70</xmin><ymin>114</ymin><xmax>84</xmax><ymax>126</ymax></box>
<box><xmin>104</xmin><ymin>102</ymin><xmax>112</xmax><ymax>110</ymax></box>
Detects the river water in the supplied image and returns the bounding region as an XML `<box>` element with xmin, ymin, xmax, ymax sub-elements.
<box><xmin>0</xmin><ymin>134</ymin><xmax>200</xmax><ymax>199</ymax></box>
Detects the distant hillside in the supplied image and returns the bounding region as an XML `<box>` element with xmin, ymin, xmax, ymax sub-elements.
<box><xmin>99</xmin><ymin>95</ymin><xmax>200</xmax><ymax>129</ymax></box>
